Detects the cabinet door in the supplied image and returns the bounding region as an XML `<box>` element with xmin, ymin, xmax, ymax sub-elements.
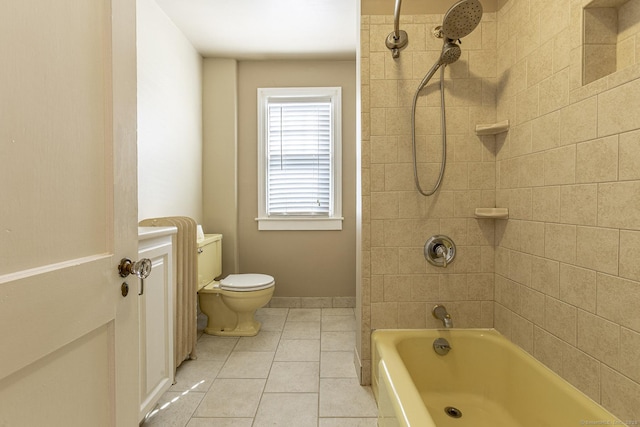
<box><xmin>139</xmin><ymin>232</ymin><xmax>175</xmax><ymax>421</ymax></box>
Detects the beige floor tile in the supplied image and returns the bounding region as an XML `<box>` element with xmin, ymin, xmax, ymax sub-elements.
<box><xmin>194</xmin><ymin>379</ymin><xmax>265</xmax><ymax>418</ymax></box>
<box><xmin>287</xmin><ymin>308</ymin><xmax>322</xmax><ymax>321</ymax></box>
<box><xmin>253</xmin><ymin>393</ymin><xmax>318</xmax><ymax>427</ymax></box>
<box><xmin>319</xmin><ymin>378</ymin><xmax>377</xmax><ymax>417</ymax></box>
<box><xmin>321</xmin><ymin>331</ymin><xmax>356</xmax><ymax>351</ymax></box>
<box><xmin>320</xmin><ymin>352</ymin><xmax>358</xmax><ymax>378</ymax></box>
<box><xmin>142</xmin><ymin>391</ymin><xmax>204</xmax><ymax>426</ymax></box>
<box><xmin>275</xmin><ymin>339</ymin><xmax>321</xmax><ymax>361</ymax></box>
<box><xmin>169</xmin><ymin>359</ymin><xmax>223</xmax><ymax>392</ymax></box>
<box><xmin>319</xmin><ymin>418</ymin><xmax>378</xmax><ymax>427</ymax></box>
<box><xmin>217</xmin><ymin>351</ymin><xmax>275</xmax><ymax>378</ymax></box>
<box><xmin>282</xmin><ymin>321</ymin><xmax>321</xmax><ymax>339</ymax></box>
<box><xmin>194</xmin><ymin>335</ymin><xmax>239</xmax><ymax>362</ymax></box>
<box><xmin>186</xmin><ymin>419</ymin><xmax>253</xmax><ymax>427</ymax></box>
<box><xmin>322</xmin><ymin>308</ymin><xmax>355</xmax><ymax>317</ymax></box>
<box><xmin>234</xmin><ymin>331</ymin><xmax>281</xmax><ymax>352</ymax></box>
<box><xmin>256</xmin><ymin>314</ymin><xmax>287</xmax><ymax>332</ymax></box>
<box><xmin>265</xmin><ymin>361</ymin><xmax>320</xmax><ymax>392</ymax></box>
<box><xmin>322</xmin><ymin>316</ymin><xmax>357</xmax><ymax>332</ymax></box>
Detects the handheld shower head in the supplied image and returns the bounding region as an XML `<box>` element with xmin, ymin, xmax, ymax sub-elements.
<box><xmin>441</xmin><ymin>0</ymin><xmax>483</xmax><ymax>40</ymax></box>
<box><xmin>440</xmin><ymin>41</ymin><xmax>461</xmax><ymax>65</ymax></box>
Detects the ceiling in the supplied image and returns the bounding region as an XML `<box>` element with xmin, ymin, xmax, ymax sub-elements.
<box><xmin>154</xmin><ymin>0</ymin><xmax>358</xmax><ymax>60</ymax></box>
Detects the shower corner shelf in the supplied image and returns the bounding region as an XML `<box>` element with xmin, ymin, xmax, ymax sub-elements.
<box><xmin>474</xmin><ymin>208</ymin><xmax>509</xmax><ymax>219</ymax></box>
<box><xmin>475</xmin><ymin>120</ymin><xmax>510</xmax><ymax>136</ymax></box>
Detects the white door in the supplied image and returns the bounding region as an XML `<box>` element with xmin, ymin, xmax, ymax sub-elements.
<box><xmin>0</xmin><ymin>0</ymin><xmax>139</xmax><ymax>426</ymax></box>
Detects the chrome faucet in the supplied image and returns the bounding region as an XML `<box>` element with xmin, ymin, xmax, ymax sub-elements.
<box><xmin>432</xmin><ymin>304</ymin><xmax>453</xmax><ymax>328</ymax></box>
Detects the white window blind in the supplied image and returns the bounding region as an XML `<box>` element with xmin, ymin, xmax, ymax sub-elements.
<box><xmin>257</xmin><ymin>87</ymin><xmax>342</xmax><ymax>231</ymax></box>
<box><xmin>267</xmin><ymin>101</ymin><xmax>332</xmax><ymax>216</ymax></box>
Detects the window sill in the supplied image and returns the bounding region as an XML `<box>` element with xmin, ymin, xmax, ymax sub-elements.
<box><xmin>255</xmin><ymin>217</ymin><xmax>343</xmax><ymax>231</ymax></box>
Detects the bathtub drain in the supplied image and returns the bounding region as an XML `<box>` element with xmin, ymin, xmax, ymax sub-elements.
<box><xmin>444</xmin><ymin>406</ymin><xmax>462</xmax><ymax>418</ymax></box>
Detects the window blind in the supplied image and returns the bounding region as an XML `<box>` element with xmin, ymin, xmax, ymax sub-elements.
<box><xmin>266</xmin><ymin>101</ymin><xmax>332</xmax><ymax>216</ymax></box>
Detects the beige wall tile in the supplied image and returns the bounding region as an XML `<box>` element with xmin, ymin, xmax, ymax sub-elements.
<box><xmin>544</xmin><ymin>145</ymin><xmax>576</xmax><ymax>185</ymax></box>
<box><xmin>532</xmin><ymin>186</ymin><xmax>561</xmax><ymax>222</ymax></box>
<box><xmin>601</xmin><ymin>365</ymin><xmax>640</xmax><ymax>422</ymax></box>
<box><xmin>577</xmin><ymin>310</ymin><xmax>620</xmax><ymax>368</ymax></box>
<box><xmin>545</xmin><ymin>296</ymin><xmax>578</xmax><ymax>346</ymax></box>
<box><xmin>560</xmin><ymin>184</ymin><xmax>598</xmax><ymax>226</ymax></box>
<box><xmin>370</xmin><ymin>247</ymin><xmax>398</xmax><ymax>275</ymax></box>
<box><xmin>598</xmin><ymin>181</ymin><xmax>640</xmax><ymax>229</ymax></box>
<box><xmin>619</xmin><ymin>327</ymin><xmax>640</xmax><ymax>384</ymax></box>
<box><xmin>544</xmin><ymin>223</ymin><xmax>577</xmax><ymax>264</ymax></box>
<box><xmin>531</xmin><ymin>256</ymin><xmax>560</xmax><ymax>298</ymax></box>
<box><xmin>576</xmin><ymin>136</ymin><xmax>618</xmax><ymax>183</ymax></box>
<box><xmin>397</xmin><ymin>302</ymin><xmax>427</xmax><ymax>328</ymax></box>
<box><xmin>511</xmin><ymin>314</ymin><xmax>534</xmax><ymax>353</ymax></box>
<box><xmin>495</xmin><ymin>275</ymin><xmax>521</xmax><ymax>313</ymax></box>
<box><xmin>519</xmin><ymin>285</ymin><xmax>545</xmax><ymax>326</ymax></box>
<box><xmin>619</xmin><ymin>129</ymin><xmax>640</xmax><ymax>180</ymax></box>
<box><xmin>538</xmin><ymin>68</ymin><xmax>570</xmax><ymax>116</ymax></box>
<box><xmin>370</xmin><ymin>192</ymin><xmax>398</xmax><ymax>219</ymax></box>
<box><xmin>559</xmin><ymin>96</ymin><xmax>597</xmax><ymax>145</ymax></box>
<box><xmin>508</xmin><ymin>250</ymin><xmax>532</xmax><ymax>286</ymax></box>
<box><xmin>370</xmin><ymin>302</ymin><xmax>398</xmax><ymax>329</ymax></box>
<box><xmin>410</xmin><ymin>275</ymin><xmax>439</xmax><ymax>301</ymax></box>
<box><xmin>520</xmin><ymin>221</ymin><xmax>545</xmax><ymax>256</ymax></box>
<box><xmin>620</xmin><ymin>230</ymin><xmax>640</xmax><ymax>282</ymax></box>
<box><xmin>439</xmin><ymin>274</ymin><xmax>468</xmax><ymax>301</ymax></box>
<box><xmin>370</xmin><ymin>136</ymin><xmax>398</xmax><ymax>164</ymax></box>
<box><xmin>533</xmin><ymin>326</ymin><xmax>568</xmax><ymax>375</ymax></box>
<box><xmin>518</xmin><ymin>152</ymin><xmax>545</xmax><ymax>187</ymax></box>
<box><xmin>562</xmin><ymin>345</ymin><xmax>600</xmax><ymax>402</ymax></box>
<box><xmin>598</xmin><ymin>78</ymin><xmax>640</xmax><ymax>137</ymax></box>
<box><xmin>515</xmin><ymin>85</ymin><xmax>539</xmax><ymax>125</ymax></box>
<box><xmin>597</xmin><ymin>273</ymin><xmax>640</xmax><ymax>332</ymax></box>
<box><xmin>559</xmin><ymin>263</ymin><xmax>596</xmax><ymax>313</ymax></box>
<box><xmin>575</xmin><ymin>226</ymin><xmax>619</xmax><ymax>275</ymax></box>
<box><xmin>508</xmin><ymin>188</ymin><xmax>532</xmax><ymax>220</ymax></box>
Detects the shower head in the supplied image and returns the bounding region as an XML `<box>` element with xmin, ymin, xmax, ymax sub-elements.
<box><xmin>439</xmin><ymin>41</ymin><xmax>461</xmax><ymax>65</ymax></box>
<box><xmin>441</xmin><ymin>0</ymin><xmax>483</xmax><ymax>40</ymax></box>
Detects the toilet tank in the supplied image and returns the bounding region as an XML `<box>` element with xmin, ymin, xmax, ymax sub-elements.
<box><xmin>197</xmin><ymin>234</ymin><xmax>222</xmax><ymax>290</ymax></box>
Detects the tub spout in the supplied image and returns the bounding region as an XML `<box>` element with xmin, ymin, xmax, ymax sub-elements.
<box><xmin>432</xmin><ymin>304</ymin><xmax>453</xmax><ymax>328</ymax></box>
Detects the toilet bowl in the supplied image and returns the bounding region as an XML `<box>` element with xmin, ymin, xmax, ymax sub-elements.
<box><xmin>196</xmin><ymin>234</ymin><xmax>275</xmax><ymax>337</ymax></box>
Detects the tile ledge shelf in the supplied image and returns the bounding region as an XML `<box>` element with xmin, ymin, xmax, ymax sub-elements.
<box><xmin>475</xmin><ymin>119</ymin><xmax>510</xmax><ymax>135</ymax></box>
<box><xmin>474</xmin><ymin>208</ymin><xmax>509</xmax><ymax>219</ymax></box>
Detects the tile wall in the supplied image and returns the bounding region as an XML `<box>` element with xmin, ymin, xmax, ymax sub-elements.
<box><xmin>360</xmin><ymin>0</ymin><xmax>640</xmax><ymax>421</ymax></box>
<box><xmin>494</xmin><ymin>0</ymin><xmax>640</xmax><ymax>421</ymax></box>
<box><xmin>359</xmin><ymin>11</ymin><xmax>498</xmax><ymax>383</ymax></box>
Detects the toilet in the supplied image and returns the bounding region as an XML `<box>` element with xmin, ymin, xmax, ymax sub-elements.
<box><xmin>196</xmin><ymin>234</ymin><xmax>275</xmax><ymax>337</ymax></box>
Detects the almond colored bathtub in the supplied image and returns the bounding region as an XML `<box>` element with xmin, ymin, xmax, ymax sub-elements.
<box><xmin>372</xmin><ymin>329</ymin><xmax>626</xmax><ymax>427</ymax></box>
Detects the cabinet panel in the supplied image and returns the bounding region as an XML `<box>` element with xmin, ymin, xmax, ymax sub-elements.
<box><xmin>138</xmin><ymin>227</ymin><xmax>176</xmax><ymax>421</ymax></box>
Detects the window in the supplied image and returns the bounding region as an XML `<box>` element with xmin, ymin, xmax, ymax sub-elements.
<box><xmin>257</xmin><ymin>87</ymin><xmax>342</xmax><ymax>230</ymax></box>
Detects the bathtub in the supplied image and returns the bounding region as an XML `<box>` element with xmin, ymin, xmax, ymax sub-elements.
<box><xmin>372</xmin><ymin>329</ymin><xmax>626</xmax><ymax>427</ymax></box>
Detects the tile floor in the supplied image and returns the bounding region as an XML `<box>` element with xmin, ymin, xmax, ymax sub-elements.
<box><xmin>141</xmin><ymin>307</ymin><xmax>378</xmax><ymax>427</ymax></box>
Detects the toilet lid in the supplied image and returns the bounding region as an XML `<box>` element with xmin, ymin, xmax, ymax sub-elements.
<box><xmin>219</xmin><ymin>274</ymin><xmax>275</xmax><ymax>291</ymax></box>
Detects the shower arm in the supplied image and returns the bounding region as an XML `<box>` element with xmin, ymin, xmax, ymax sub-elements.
<box><xmin>386</xmin><ymin>0</ymin><xmax>408</xmax><ymax>58</ymax></box>
<box><xmin>392</xmin><ymin>0</ymin><xmax>402</xmax><ymax>39</ymax></box>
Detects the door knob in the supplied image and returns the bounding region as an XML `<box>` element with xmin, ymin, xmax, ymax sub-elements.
<box><xmin>118</xmin><ymin>258</ymin><xmax>152</xmax><ymax>279</ymax></box>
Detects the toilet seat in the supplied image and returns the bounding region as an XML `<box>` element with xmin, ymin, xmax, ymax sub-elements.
<box><xmin>219</xmin><ymin>274</ymin><xmax>275</xmax><ymax>292</ymax></box>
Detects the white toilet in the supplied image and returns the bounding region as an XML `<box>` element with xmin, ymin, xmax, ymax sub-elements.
<box><xmin>196</xmin><ymin>234</ymin><xmax>275</xmax><ymax>337</ymax></box>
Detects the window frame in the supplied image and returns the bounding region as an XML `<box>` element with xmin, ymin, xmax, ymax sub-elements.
<box><xmin>256</xmin><ymin>87</ymin><xmax>343</xmax><ymax>231</ymax></box>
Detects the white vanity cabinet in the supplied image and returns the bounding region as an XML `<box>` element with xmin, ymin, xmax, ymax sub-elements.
<box><xmin>138</xmin><ymin>226</ymin><xmax>176</xmax><ymax>422</ymax></box>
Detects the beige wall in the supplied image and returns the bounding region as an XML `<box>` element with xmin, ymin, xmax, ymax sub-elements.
<box><xmin>203</xmin><ymin>59</ymin><xmax>239</xmax><ymax>276</ymax></box>
<box><xmin>237</xmin><ymin>60</ymin><xmax>357</xmax><ymax>297</ymax></box>
<box><xmin>137</xmin><ymin>0</ymin><xmax>203</xmax><ymax>222</ymax></box>
<box><xmin>359</xmin><ymin>0</ymin><xmax>640</xmax><ymax>420</ymax></box>
<box><xmin>494</xmin><ymin>0</ymin><xmax>640</xmax><ymax>420</ymax></box>
<box><xmin>358</xmin><ymin>11</ymin><xmax>498</xmax><ymax>382</ymax></box>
